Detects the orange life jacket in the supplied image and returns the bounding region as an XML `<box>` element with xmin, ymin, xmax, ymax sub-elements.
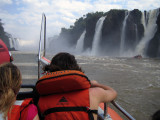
<box><xmin>36</xmin><ymin>70</ymin><xmax>97</xmax><ymax>120</ymax></box>
<box><xmin>8</xmin><ymin>98</ymin><xmax>32</xmax><ymax>120</ymax></box>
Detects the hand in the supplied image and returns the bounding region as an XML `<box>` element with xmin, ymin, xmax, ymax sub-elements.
<box><xmin>91</xmin><ymin>80</ymin><xmax>98</xmax><ymax>87</ymax></box>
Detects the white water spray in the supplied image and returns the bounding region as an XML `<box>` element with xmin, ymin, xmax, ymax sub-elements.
<box><xmin>9</xmin><ymin>37</ymin><xmax>19</xmax><ymax>50</ymax></box>
<box><xmin>120</xmin><ymin>11</ymin><xmax>130</xmax><ymax>56</ymax></box>
<box><xmin>75</xmin><ymin>30</ymin><xmax>86</xmax><ymax>53</ymax></box>
<box><xmin>135</xmin><ymin>24</ymin><xmax>138</xmax><ymax>44</ymax></box>
<box><xmin>91</xmin><ymin>16</ymin><xmax>106</xmax><ymax>56</ymax></box>
<box><xmin>141</xmin><ymin>11</ymin><xmax>147</xmax><ymax>31</ymax></box>
<box><xmin>136</xmin><ymin>9</ymin><xmax>159</xmax><ymax>56</ymax></box>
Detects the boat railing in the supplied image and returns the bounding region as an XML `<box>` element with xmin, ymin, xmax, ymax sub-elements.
<box><xmin>111</xmin><ymin>101</ymin><xmax>135</xmax><ymax>120</ymax></box>
<box><xmin>97</xmin><ymin>102</ymin><xmax>135</xmax><ymax>120</ymax></box>
<box><xmin>38</xmin><ymin>13</ymin><xmax>46</xmax><ymax>79</ymax></box>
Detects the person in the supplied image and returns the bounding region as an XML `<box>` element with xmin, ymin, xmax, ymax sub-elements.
<box><xmin>36</xmin><ymin>52</ymin><xmax>117</xmax><ymax>120</ymax></box>
<box><xmin>0</xmin><ymin>63</ymin><xmax>39</xmax><ymax>120</ymax></box>
<box><xmin>152</xmin><ymin>110</ymin><xmax>160</xmax><ymax>120</ymax></box>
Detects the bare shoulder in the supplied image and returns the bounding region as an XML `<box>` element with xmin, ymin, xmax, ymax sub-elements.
<box><xmin>89</xmin><ymin>87</ymin><xmax>105</xmax><ymax>109</ymax></box>
<box><xmin>89</xmin><ymin>87</ymin><xmax>105</xmax><ymax>95</ymax></box>
<box><xmin>89</xmin><ymin>87</ymin><xmax>107</xmax><ymax>101</ymax></box>
<box><xmin>89</xmin><ymin>87</ymin><xmax>117</xmax><ymax>103</ymax></box>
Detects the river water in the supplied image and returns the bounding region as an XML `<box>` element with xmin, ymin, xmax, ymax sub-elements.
<box><xmin>12</xmin><ymin>51</ymin><xmax>160</xmax><ymax>120</ymax></box>
<box><xmin>46</xmin><ymin>54</ymin><xmax>160</xmax><ymax>120</ymax></box>
<box><xmin>73</xmin><ymin>55</ymin><xmax>160</xmax><ymax>120</ymax></box>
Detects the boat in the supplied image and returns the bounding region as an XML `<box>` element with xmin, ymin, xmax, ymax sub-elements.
<box><xmin>133</xmin><ymin>55</ymin><xmax>142</xmax><ymax>59</ymax></box>
<box><xmin>0</xmin><ymin>39</ymin><xmax>13</xmax><ymax>64</ymax></box>
<box><xmin>16</xmin><ymin>14</ymin><xmax>135</xmax><ymax>120</ymax></box>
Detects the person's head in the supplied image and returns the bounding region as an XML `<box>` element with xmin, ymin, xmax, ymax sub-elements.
<box><xmin>0</xmin><ymin>62</ymin><xmax>22</xmax><ymax>119</ymax></box>
<box><xmin>43</xmin><ymin>52</ymin><xmax>82</xmax><ymax>72</ymax></box>
<box><xmin>152</xmin><ymin>110</ymin><xmax>160</xmax><ymax>120</ymax></box>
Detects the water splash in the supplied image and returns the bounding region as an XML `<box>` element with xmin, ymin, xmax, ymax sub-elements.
<box><xmin>120</xmin><ymin>11</ymin><xmax>130</xmax><ymax>56</ymax></box>
<box><xmin>141</xmin><ymin>11</ymin><xmax>147</xmax><ymax>31</ymax></box>
<box><xmin>9</xmin><ymin>37</ymin><xmax>19</xmax><ymax>50</ymax></box>
<box><xmin>136</xmin><ymin>9</ymin><xmax>159</xmax><ymax>56</ymax></box>
<box><xmin>135</xmin><ymin>24</ymin><xmax>138</xmax><ymax>45</ymax></box>
<box><xmin>75</xmin><ymin>30</ymin><xmax>86</xmax><ymax>53</ymax></box>
<box><xmin>91</xmin><ymin>16</ymin><xmax>106</xmax><ymax>56</ymax></box>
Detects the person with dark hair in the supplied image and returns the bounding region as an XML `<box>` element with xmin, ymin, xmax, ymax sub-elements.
<box><xmin>43</xmin><ymin>52</ymin><xmax>82</xmax><ymax>72</ymax></box>
<box><xmin>152</xmin><ymin>110</ymin><xmax>160</xmax><ymax>120</ymax></box>
<box><xmin>36</xmin><ymin>52</ymin><xmax>117</xmax><ymax>120</ymax></box>
<box><xmin>0</xmin><ymin>63</ymin><xmax>39</xmax><ymax>120</ymax></box>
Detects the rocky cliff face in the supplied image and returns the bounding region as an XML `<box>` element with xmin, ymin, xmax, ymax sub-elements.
<box><xmin>101</xmin><ymin>10</ymin><xmax>125</xmax><ymax>55</ymax></box>
<box><xmin>84</xmin><ymin>12</ymin><xmax>103</xmax><ymax>50</ymax></box>
<box><xmin>147</xmin><ymin>8</ymin><xmax>160</xmax><ymax>57</ymax></box>
<box><xmin>125</xmin><ymin>9</ymin><xmax>144</xmax><ymax>50</ymax></box>
<box><xmin>53</xmin><ymin>8</ymin><xmax>160</xmax><ymax>57</ymax></box>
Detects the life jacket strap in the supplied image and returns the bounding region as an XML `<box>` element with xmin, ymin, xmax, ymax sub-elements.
<box><xmin>43</xmin><ymin>107</ymin><xmax>97</xmax><ymax>120</ymax></box>
<box><xmin>19</xmin><ymin>98</ymin><xmax>33</xmax><ymax>120</ymax></box>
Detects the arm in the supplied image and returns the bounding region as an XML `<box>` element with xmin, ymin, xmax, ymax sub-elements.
<box><xmin>90</xmin><ymin>80</ymin><xmax>117</xmax><ymax>103</ymax></box>
<box><xmin>33</xmin><ymin>114</ymin><xmax>40</xmax><ymax>120</ymax></box>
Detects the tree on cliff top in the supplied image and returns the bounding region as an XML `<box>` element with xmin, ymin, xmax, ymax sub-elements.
<box><xmin>0</xmin><ymin>19</ymin><xmax>10</xmax><ymax>48</ymax></box>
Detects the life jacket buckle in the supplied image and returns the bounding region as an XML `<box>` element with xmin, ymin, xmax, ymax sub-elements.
<box><xmin>86</xmin><ymin>107</ymin><xmax>92</xmax><ymax>113</ymax></box>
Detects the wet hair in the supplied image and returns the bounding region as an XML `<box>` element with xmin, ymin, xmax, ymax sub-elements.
<box><xmin>0</xmin><ymin>63</ymin><xmax>22</xmax><ymax>119</ymax></box>
<box><xmin>152</xmin><ymin>110</ymin><xmax>160</xmax><ymax>120</ymax></box>
<box><xmin>43</xmin><ymin>52</ymin><xmax>83</xmax><ymax>72</ymax></box>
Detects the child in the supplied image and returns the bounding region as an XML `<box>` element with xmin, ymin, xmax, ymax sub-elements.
<box><xmin>0</xmin><ymin>63</ymin><xmax>39</xmax><ymax>120</ymax></box>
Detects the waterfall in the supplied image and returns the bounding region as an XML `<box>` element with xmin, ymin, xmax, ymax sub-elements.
<box><xmin>141</xmin><ymin>11</ymin><xmax>147</xmax><ymax>31</ymax></box>
<box><xmin>9</xmin><ymin>37</ymin><xmax>19</xmax><ymax>50</ymax></box>
<box><xmin>136</xmin><ymin>9</ymin><xmax>159</xmax><ymax>56</ymax></box>
<box><xmin>75</xmin><ymin>30</ymin><xmax>86</xmax><ymax>53</ymax></box>
<box><xmin>120</xmin><ymin>11</ymin><xmax>129</xmax><ymax>56</ymax></box>
<box><xmin>91</xmin><ymin>16</ymin><xmax>106</xmax><ymax>55</ymax></box>
<box><xmin>135</xmin><ymin>24</ymin><xmax>138</xmax><ymax>45</ymax></box>
<box><xmin>9</xmin><ymin>38</ymin><xmax>14</xmax><ymax>48</ymax></box>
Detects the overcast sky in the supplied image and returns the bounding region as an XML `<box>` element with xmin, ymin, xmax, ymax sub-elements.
<box><xmin>0</xmin><ymin>0</ymin><xmax>160</xmax><ymax>45</ymax></box>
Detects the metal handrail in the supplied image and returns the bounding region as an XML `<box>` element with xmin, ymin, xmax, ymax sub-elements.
<box><xmin>104</xmin><ymin>103</ymin><xmax>107</xmax><ymax>118</ymax></box>
<box><xmin>111</xmin><ymin>101</ymin><xmax>136</xmax><ymax>120</ymax></box>
<box><xmin>38</xmin><ymin>13</ymin><xmax>46</xmax><ymax>79</ymax></box>
<box><xmin>43</xmin><ymin>14</ymin><xmax>46</xmax><ymax>57</ymax></box>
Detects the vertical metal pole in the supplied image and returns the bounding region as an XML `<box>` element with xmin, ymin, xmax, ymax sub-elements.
<box><xmin>104</xmin><ymin>103</ymin><xmax>107</xmax><ymax>118</ymax></box>
<box><xmin>43</xmin><ymin>14</ymin><xmax>46</xmax><ymax>57</ymax></box>
<box><xmin>38</xmin><ymin>14</ymin><xmax>44</xmax><ymax>80</ymax></box>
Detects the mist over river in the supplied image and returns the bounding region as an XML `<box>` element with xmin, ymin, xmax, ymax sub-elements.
<box><xmin>47</xmin><ymin>54</ymin><xmax>160</xmax><ymax>120</ymax></box>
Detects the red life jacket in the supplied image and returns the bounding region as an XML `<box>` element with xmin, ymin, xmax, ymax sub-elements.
<box><xmin>8</xmin><ymin>98</ymin><xmax>32</xmax><ymax>120</ymax></box>
<box><xmin>36</xmin><ymin>70</ymin><xmax>97</xmax><ymax>120</ymax></box>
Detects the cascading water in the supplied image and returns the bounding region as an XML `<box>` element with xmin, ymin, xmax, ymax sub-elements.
<box><xmin>135</xmin><ymin>24</ymin><xmax>138</xmax><ymax>45</ymax></box>
<box><xmin>75</xmin><ymin>30</ymin><xmax>86</xmax><ymax>53</ymax></box>
<box><xmin>120</xmin><ymin>11</ymin><xmax>129</xmax><ymax>56</ymax></box>
<box><xmin>91</xmin><ymin>16</ymin><xmax>106</xmax><ymax>56</ymax></box>
<box><xmin>136</xmin><ymin>9</ymin><xmax>159</xmax><ymax>56</ymax></box>
<box><xmin>9</xmin><ymin>37</ymin><xmax>19</xmax><ymax>50</ymax></box>
<box><xmin>141</xmin><ymin>12</ymin><xmax>147</xmax><ymax>31</ymax></box>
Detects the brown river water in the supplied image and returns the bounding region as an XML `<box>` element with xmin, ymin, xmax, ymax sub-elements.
<box><xmin>75</xmin><ymin>55</ymin><xmax>160</xmax><ymax>120</ymax></box>
<box><xmin>12</xmin><ymin>51</ymin><xmax>160</xmax><ymax>120</ymax></box>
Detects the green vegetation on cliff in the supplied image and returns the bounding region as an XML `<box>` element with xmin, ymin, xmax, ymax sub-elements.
<box><xmin>0</xmin><ymin>19</ymin><xmax>10</xmax><ymax>48</ymax></box>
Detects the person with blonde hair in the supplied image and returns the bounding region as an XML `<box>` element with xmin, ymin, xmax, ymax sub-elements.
<box><xmin>0</xmin><ymin>63</ymin><xmax>39</xmax><ymax>120</ymax></box>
